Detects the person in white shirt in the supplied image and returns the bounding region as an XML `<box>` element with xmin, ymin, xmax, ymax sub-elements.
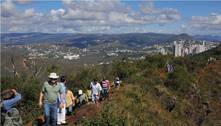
<box><xmin>90</xmin><ymin>79</ymin><xmax>102</xmax><ymax>105</ymax></box>
<box><xmin>57</xmin><ymin>76</ymin><xmax>67</xmax><ymax>125</ymax></box>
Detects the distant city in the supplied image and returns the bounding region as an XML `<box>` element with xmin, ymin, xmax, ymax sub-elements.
<box><xmin>174</xmin><ymin>40</ymin><xmax>217</xmax><ymax>57</ymax></box>
<box><xmin>2</xmin><ymin>39</ymin><xmax>219</xmax><ymax>63</ymax></box>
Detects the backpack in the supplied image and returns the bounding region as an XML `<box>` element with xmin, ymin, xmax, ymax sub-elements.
<box><xmin>1</xmin><ymin>108</ymin><xmax>23</xmax><ymax>126</ymax></box>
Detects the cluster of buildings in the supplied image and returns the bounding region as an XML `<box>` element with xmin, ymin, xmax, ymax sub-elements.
<box><xmin>158</xmin><ymin>46</ymin><xmax>167</xmax><ymax>55</ymax></box>
<box><xmin>143</xmin><ymin>40</ymin><xmax>219</xmax><ymax>57</ymax></box>
<box><xmin>63</xmin><ymin>54</ymin><xmax>80</xmax><ymax>60</ymax></box>
<box><xmin>174</xmin><ymin>40</ymin><xmax>216</xmax><ymax>57</ymax></box>
<box><xmin>142</xmin><ymin>43</ymin><xmax>174</xmax><ymax>55</ymax></box>
<box><xmin>24</xmin><ymin>44</ymin><xmax>81</xmax><ymax>60</ymax></box>
<box><xmin>3</xmin><ymin>39</ymin><xmax>218</xmax><ymax>62</ymax></box>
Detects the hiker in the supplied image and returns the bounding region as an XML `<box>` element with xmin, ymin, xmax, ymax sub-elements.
<box><xmin>114</xmin><ymin>77</ymin><xmax>121</xmax><ymax>89</ymax></box>
<box><xmin>1</xmin><ymin>89</ymin><xmax>22</xmax><ymax>126</ymax></box>
<box><xmin>39</xmin><ymin>72</ymin><xmax>64</xmax><ymax>126</ymax></box>
<box><xmin>86</xmin><ymin>88</ymin><xmax>92</xmax><ymax>101</ymax></box>
<box><xmin>166</xmin><ymin>63</ymin><xmax>174</xmax><ymax>73</ymax></box>
<box><xmin>77</xmin><ymin>90</ymin><xmax>88</xmax><ymax>108</ymax></box>
<box><xmin>57</xmin><ymin>76</ymin><xmax>68</xmax><ymax>125</ymax></box>
<box><xmin>207</xmin><ymin>57</ymin><xmax>216</xmax><ymax>64</ymax></box>
<box><xmin>166</xmin><ymin>96</ymin><xmax>176</xmax><ymax>112</ymax></box>
<box><xmin>170</xmin><ymin>64</ymin><xmax>174</xmax><ymax>72</ymax></box>
<box><xmin>90</xmin><ymin>79</ymin><xmax>102</xmax><ymax>104</ymax></box>
<box><xmin>66</xmin><ymin>89</ymin><xmax>75</xmax><ymax>116</ymax></box>
<box><xmin>101</xmin><ymin>78</ymin><xmax>110</xmax><ymax>100</ymax></box>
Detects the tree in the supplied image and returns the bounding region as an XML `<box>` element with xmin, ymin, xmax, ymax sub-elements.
<box><xmin>11</xmin><ymin>55</ymin><xmax>19</xmax><ymax>78</ymax></box>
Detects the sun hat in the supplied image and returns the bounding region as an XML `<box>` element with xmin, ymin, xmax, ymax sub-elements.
<box><xmin>78</xmin><ymin>90</ymin><xmax>83</xmax><ymax>95</ymax></box>
<box><xmin>48</xmin><ymin>72</ymin><xmax>59</xmax><ymax>79</ymax></box>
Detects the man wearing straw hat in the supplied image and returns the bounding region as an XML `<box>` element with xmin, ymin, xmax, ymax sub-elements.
<box><xmin>38</xmin><ymin>72</ymin><xmax>63</xmax><ymax>126</ymax></box>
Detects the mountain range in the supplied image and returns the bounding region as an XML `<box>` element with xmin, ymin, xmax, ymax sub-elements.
<box><xmin>1</xmin><ymin>33</ymin><xmax>221</xmax><ymax>48</ymax></box>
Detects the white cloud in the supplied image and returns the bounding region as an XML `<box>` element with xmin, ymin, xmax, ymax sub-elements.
<box><xmin>62</xmin><ymin>8</ymin><xmax>106</xmax><ymax>21</ymax></box>
<box><xmin>2</xmin><ymin>0</ymin><xmax>14</xmax><ymax>10</ymax></box>
<box><xmin>176</xmin><ymin>13</ymin><xmax>221</xmax><ymax>35</ymax></box>
<box><xmin>1</xmin><ymin>0</ymin><xmax>183</xmax><ymax>33</ymax></box>
<box><xmin>1</xmin><ymin>0</ymin><xmax>16</xmax><ymax>17</ymax></box>
<box><xmin>190</xmin><ymin>13</ymin><xmax>221</xmax><ymax>30</ymax></box>
<box><xmin>181</xmin><ymin>24</ymin><xmax>187</xmax><ymax>30</ymax></box>
<box><xmin>50</xmin><ymin>9</ymin><xmax>66</xmax><ymax>21</ymax></box>
<box><xmin>140</xmin><ymin>4</ymin><xmax>181</xmax><ymax>24</ymax></box>
<box><xmin>24</xmin><ymin>8</ymin><xmax>35</xmax><ymax>17</ymax></box>
<box><xmin>108</xmin><ymin>12</ymin><xmax>138</xmax><ymax>24</ymax></box>
<box><xmin>61</xmin><ymin>0</ymin><xmax>73</xmax><ymax>5</ymax></box>
<box><xmin>16</xmin><ymin>0</ymin><xmax>32</xmax><ymax>4</ymax></box>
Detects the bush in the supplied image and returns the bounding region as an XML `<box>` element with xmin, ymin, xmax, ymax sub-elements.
<box><xmin>1</xmin><ymin>77</ymin><xmax>42</xmax><ymax>124</ymax></box>
<box><xmin>165</xmin><ymin>65</ymin><xmax>195</xmax><ymax>95</ymax></box>
<box><xmin>145</xmin><ymin>54</ymin><xmax>170</xmax><ymax>69</ymax></box>
<box><xmin>111</xmin><ymin>60</ymin><xmax>138</xmax><ymax>79</ymax></box>
<box><xmin>68</xmin><ymin>67</ymin><xmax>103</xmax><ymax>91</ymax></box>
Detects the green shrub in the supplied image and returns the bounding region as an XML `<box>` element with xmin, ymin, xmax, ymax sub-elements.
<box><xmin>68</xmin><ymin>67</ymin><xmax>102</xmax><ymax>91</ymax></box>
<box><xmin>1</xmin><ymin>77</ymin><xmax>42</xmax><ymax>124</ymax></box>
<box><xmin>46</xmin><ymin>64</ymin><xmax>61</xmax><ymax>74</ymax></box>
<box><xmin>111</xmin><ymin>60</ymin><xmax>138</xmax><ymax>79</ymax></box>
<box><xmin>145</xmin><ymin>54</ymin><xmax>170</xmax><ymax>69</ymax></box>
<box><xmin>165</xmin><ymin>65</ymin><xmax>195</xmax><ymax>95</ymax></box>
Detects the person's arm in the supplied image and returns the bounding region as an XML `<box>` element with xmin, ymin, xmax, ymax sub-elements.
<box><xmin>39</xmin><ymin>92</ymin><xmax>44</xmax><ymax>108</ymax></box>
<box><xmin>60</xmin><ymin>85</ymin><xmax>66</xmax><ymax>104</ymax></box>
<box><xmin>59</xmin><ymin>84</ymin><xmax>65</xmax><ymax>108</ymax></box>
<box><xmin>3</xmin><ymin>90</ymin><xmax>21</xmax><ymax>111</ymax></box>
<box><xmin>98</xmin><ymin>84</ymin><xmax>102</xmax><ymax>97</ymax></box>
<box><xmin>39</xmin><ymin>83</ymin><xmax>45</xmax><ymax>108</ymax></box>
<box><xmin>61</xmin><ymin>93</ymin><xmax>66</xmax><ymax>104</ymax></box>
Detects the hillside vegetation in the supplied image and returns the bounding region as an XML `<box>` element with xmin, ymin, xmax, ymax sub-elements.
<box><xmin>1</xmin><ymin>45</ymin><xmax>221</xmax><ymax>125</ymax></box>
<box><xmin>82</xmin><ymin>45</ymin><xmax>221</xmax><ymax>126</ymax></box>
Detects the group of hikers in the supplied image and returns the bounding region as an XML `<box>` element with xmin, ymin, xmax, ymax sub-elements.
<box><xmin>1</xmin><ymin>72</ymin><xmax>121</xmax><ymax>126</ymax></box>
<box><xmin>0</xmin><ymin>63</ymin><xmax>171</xmax><ymax>126</ymax></box>
<box><xmin>1</xmin><ymin>59</ymin><xmax>216</xmax><ymax>126</ymax></box>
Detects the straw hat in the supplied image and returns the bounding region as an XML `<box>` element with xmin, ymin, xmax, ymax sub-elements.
<box><xmin>78</xmin><ymin>90</ymin><xmax>83</xmax><ymax>95</ymax></box>
<box><xmin>48</xmin><ymin>72</ymin><xmax>59</xmax><ymax>79</ymax></box>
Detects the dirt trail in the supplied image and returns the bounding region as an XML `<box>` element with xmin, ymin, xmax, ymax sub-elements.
<box><xmin>66</xmin><ymin>90</ymin><xmax>115</xmax><ymax>125</ymax></box>
<box><xmin>66</xmin><ymin>103</ymin><xmax>101</xmax><ymax>126</ymax></box>
<box><xmin>26</xmin><ymin>89</ymin><xmax>115</xmax><ymax>126</ymax></box>
<box><xmin>25</xmin><ymin>103</ymin><xmax>101</xmax><ymax>126</ymax></box>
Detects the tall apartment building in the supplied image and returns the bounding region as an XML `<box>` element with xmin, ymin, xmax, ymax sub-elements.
<box><xmin>174</xmin><ymin>40</ymin><xmax>207</xmax><ymax>57</ymax></box>
<box><xmin>174</xmin><ymin>40</ymin><xmax>183</xmax><ymax>57</ymax></box>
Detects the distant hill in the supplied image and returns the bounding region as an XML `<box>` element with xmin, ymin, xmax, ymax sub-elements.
<box><xmin>1</xmin><ymin>33</ymin><xmax>220</xmax><ymax>48</ymax></box>
<box><xmin>194</xmin><ymin>35</ymin><xmax>221</xmax><ymax>42</ymax></box>
<box><xmin>166</xmin><ymin>33</ymin><xmax>195</xmax><ymax>42</ymax></box>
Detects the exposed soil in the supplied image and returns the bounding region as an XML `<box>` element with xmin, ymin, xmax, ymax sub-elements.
<box><xmin>26</xmin><ymin>89</ymin><xmax>115</xmax><ymax>126</ymax></box>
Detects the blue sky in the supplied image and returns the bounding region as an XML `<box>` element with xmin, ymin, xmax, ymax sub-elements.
<box><xmin>1</xmin><ymin>0</ymin><xmax>221</xmax><ymax>35</ymax></box>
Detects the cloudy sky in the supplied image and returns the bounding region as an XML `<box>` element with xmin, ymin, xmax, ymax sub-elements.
<box><xmin>1</xmin><ymin>0</ymin><xmax>221</xmax><ymax>35</ymax></box>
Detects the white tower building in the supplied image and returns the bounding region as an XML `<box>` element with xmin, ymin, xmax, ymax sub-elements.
<box><xmin>174</xmin><ymin>41</ymin><xmax>183</xmax><ymax>57</ymax></box>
